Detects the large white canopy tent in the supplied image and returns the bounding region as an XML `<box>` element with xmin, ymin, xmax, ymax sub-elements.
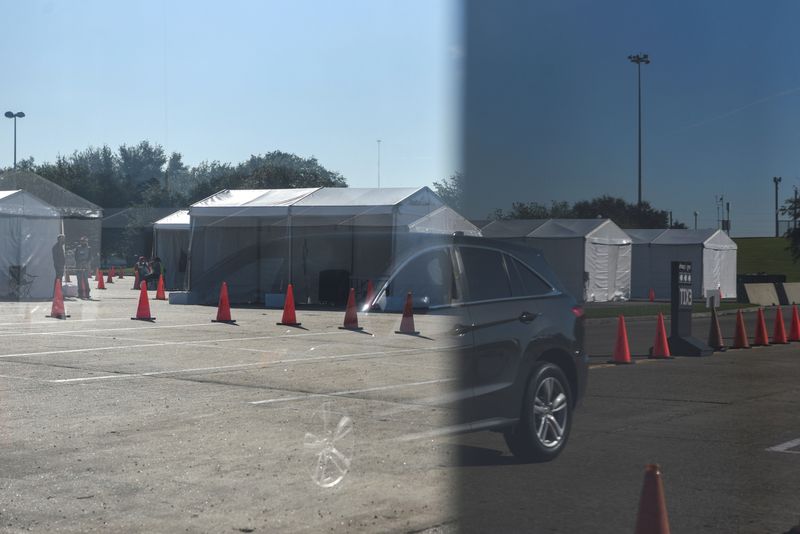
<box><xmin>628</xmin><ymin>229</ymin><xmax>737</xmax><ymax>300</ymax></box>
<box><xmin>153</xmin><ymin>210</ymin><xmax>191</xmax><ymax>290</ymax></box>
<box><xmin>0</xmin><ymin>190</ymin><xmax>63</xmax><ymax>300</ymax></box>
<box><xmin>187</xmin><ymin>187</ymin><xmax>465</xmax><ymax>305</ymax></box>
<box><xmin>481</xmin><ymin>219</ymin><xmax>632</xmax><ymax>302</ymax></box>
<box><xmin>0</xmin><ymin>171</ymin><xmax>102</xmax><ymax>268</ymax></box>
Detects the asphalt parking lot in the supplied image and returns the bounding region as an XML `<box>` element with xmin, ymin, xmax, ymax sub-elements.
<box><xmin>1</xmin><ymin>284</ymin><xmax>798</xmax><ymax>533</ymax></box>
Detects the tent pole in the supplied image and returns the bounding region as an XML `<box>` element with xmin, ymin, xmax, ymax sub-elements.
<box><xmin>186</xmin><ymin>216</ymin><xmax>195</xmax><ymax>292</ymax></box>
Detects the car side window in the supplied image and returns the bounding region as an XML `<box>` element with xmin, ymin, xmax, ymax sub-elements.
<box><xmin>507</xmin><ymin>255</ymin><xmax>553</xmax><ymax>296</ymax></box>
<box><xmin>459</xmin><ymin>247</ymin><xmax>512</xmax><ymax>302</ymax></box>
<box><xmin>385</xmin><ymin>248</ymin><xmax>455</xmax><ymax>310</ymax></box>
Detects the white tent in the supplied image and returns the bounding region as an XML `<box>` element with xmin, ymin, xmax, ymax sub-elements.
<box><xmin>187</xmin><ymin>187</ymin><xmax>455</xmax><ymax>305</ymax></box>
<box><xmin>481</xmin><ymin>219</ymin><xmax>632</xmax><ymax>302</ymax></box>
<box><xmin>0</xmin><ymin>190</ymin><xmax>63</xmax><ymax>300</ymax></box>
<box><xmin>153</xmin><ymin>210</ymin><xmax>191</xmax><ymax>290</ymax></box>
<box><xmin>628</xmin><ymin>228</ymin><xmax>737</xmax><ymax>300</ymax></box>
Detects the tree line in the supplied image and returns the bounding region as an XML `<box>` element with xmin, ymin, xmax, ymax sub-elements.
<box><xmin>4</xmin><ymin>141</ymin><xmax>348</xmax><ymax>210</ymax></box>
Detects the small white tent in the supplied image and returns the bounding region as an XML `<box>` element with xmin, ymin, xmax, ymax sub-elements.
<box><xmin>628</xmin><ymin>229</ymin><xmax>737</xmax><ymax>300</ymax></box>
<box><xmin>0</xmin><ymin>190</ymin><xmax>63</xmax><ymax>300</ymax></box>
<box><xmin>153</xmin><ymin>210</ymin><xmax>191</xmax><ymax>290</ymax></box>
<box><xmin>481</xmin><ymin>219</ymin><xmax>632</xmax><ymax>302</ymax></box>
<box><xmin>187</xmin><ymin>187</ymin><xmax>456</xmax><ymax>305</ymax></box>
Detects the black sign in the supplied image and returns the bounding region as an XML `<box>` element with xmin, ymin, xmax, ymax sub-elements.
<box><xmin>670</xmin><ymin>261</ymin><xmax>712</xmax><ymax>357</ymax></box>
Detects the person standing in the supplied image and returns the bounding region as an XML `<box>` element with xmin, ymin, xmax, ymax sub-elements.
<box><xmin>52</xmin><ymin>235</ymin><xmax>66</xmax><ymax>282</ymax></box>
<box><xmin>74</xmin><ymin>236</ymin><xmax>92</xmax><ymax>299</ymax></box>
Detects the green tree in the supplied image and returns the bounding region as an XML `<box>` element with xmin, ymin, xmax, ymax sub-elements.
<box><xmin>432</xmin><ymin>171</ymin><xmax>464</xmax><ymax>211</ymax></box>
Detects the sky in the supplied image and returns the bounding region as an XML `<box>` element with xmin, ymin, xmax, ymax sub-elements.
<box><xmin>2</xmin><ymin>0</ymin><xmax>800</xmax><ymax>236</ymax></box>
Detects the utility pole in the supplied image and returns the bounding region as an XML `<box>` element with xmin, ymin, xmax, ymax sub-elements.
<box><xmin>4</xmin><ymin>111</ymin><xmax>25</xmax><ymax>168</ymax></box>
<box><xmin>774</xmin><ymin>176</ymin><xmax>782</xmax><ymax>237</ymax></box>
<box><xmin>694</xmin><ymin>211</ymin><xmax>699</xmax><ymax>230</ymax></box>
<box><xmin>628</xmin><ymin>53</ymin><xmax>650</xmax><ymax>205</ymax></box>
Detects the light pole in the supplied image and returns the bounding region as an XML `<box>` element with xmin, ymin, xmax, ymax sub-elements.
<box><xmin>628</xmin><ymin>53</ymin><xmax>650</xmax><ymax>206</ymax></box>
<box><xmin>377</xmin><ymin>139</ymin><xmax>381</xmax><ymax>188</ymax></box>
<box><xmin>694</xmin><ymin>211</ymin><xmax>699</xmax><ymax>230</ymax></box>
<box><xmin>774</xmin><ymin>176</ymin><xmax>782</xmax><ymax>237</ymax></box>
<box><xmin>4</xmin><ymin>111</ymin><xmax>25</xmax><ymax>169</ymax></box>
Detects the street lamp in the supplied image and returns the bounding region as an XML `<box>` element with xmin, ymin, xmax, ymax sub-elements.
<box><xmin>4</xmin><ymin>111</ymin><xmax>25</xmax><ymax>169</ymax></box>
<box><xmin>694</xmin><ymin>211</ymin><xmax>699</xmax><ymax>230</ymax></box>
<box><xmin>628</xmin><ymin>53</ymin><xmax>650</xmax><ymax>205</ymax></box>
<box><xmin>774</xmin><ymin>176</ymin><xmax>782</xmax><ymax>237</ymax></box>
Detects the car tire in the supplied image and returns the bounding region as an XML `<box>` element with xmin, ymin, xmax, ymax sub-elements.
<box><xmin>504</xmin><ymin>362</ymin><xmax>573</xmax><ymax>463</ymax></box>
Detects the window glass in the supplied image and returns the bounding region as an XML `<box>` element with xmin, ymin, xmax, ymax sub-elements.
<box><xmin>459</xmin><ymin>247</ymin><xmax>511</xmax><ymax>301</ymax></box>
<box><xmin>385</xmin><ymin>248</ymin><xmax>454</xmax><ymax>310</ymax></box>
<box><xmin>508</xmin><ymin>256</ymin><xmax>553</xmax><ymax>296</ymax></box>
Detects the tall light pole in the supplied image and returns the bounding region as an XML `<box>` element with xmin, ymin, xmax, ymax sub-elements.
<box><xmin>628</xmin><ymin>53</ymin><xmax>650</xmax><ymax>205</ymax></box>
<box><xmin>4</xmin><ymin>111</ymin><xmax>25</xmax><ymax>169</ymax></box>
<box><xmin>694</xmin><ymin>211</ymin><xmax>699</xmax><ymax>230</ymax></box>
<box><xmin>377</xmin><ymin>139</ymin><xmax>381</xmax><ymax>188</ymax></box>
<box><xmin>774</xmin><ymin>176</ymin><xmax>782</xmax><ymax>237</ymax></box>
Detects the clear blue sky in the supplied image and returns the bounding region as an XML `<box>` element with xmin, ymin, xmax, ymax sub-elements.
<box><xmin>3</xmin><ymin>0</ymin><xmax>800</xmax><ymax>236</ymax></box>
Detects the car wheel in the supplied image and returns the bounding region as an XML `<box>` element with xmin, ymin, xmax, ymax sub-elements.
<box><xmin>504</xmin><ymin>362</ymin><xmax>572</xmax><ymax>463</ymax></box>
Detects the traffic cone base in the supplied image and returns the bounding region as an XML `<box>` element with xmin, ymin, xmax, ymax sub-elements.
<box><xmin>277</xmin><ymin>284</ymin><xmax>301</xmax><ymax>327</ymax></box>
<box><xmin>608</xmin><ymin>314</ymin><xmax>634</xmax><ymax>364</ymax></box>
<box><xmin>46</xmin><ymin>279</ymin><xmax>70</xmax><ymax>319</ymax></box>
<box><xmin>753</xmin><ymin>308</ymin><xmax>770</xmax><ymax>347</ymax></box>
<box><xmin>790</xmin><ymin>305</ymin><xmax>800</xmax><ymax>342</ymax></box>
<box><xmin>212</xmin><ymin>282</ymin><xmax>236</xmax><ymax>324</ymax></box>
<box><xmin>395</xmin><ymin>292</ymin><xmax>420</xmax><ymax>336</ymax></box>
<box><xmin>155</xmin><ymin>274</ymin><xmax>167</xmax><ymax>300</ymax></box>
<box><xmin>772</xmin><ymin>306</ymin><xmax>788</xmax><ymax>344</ymax></box>
<box><xmin>732</xmin><ymin>309</ymin><xmax>751</xmax><ymax>349</ymax></box>
<box><xmin>131</xmin><ymin>281</ymin><xmax>155</xmax><ymax>321</ymax></box>
<box><xmin>340</xmin><ymin>288</ymin><xmax>362</xmax><ymax>330</ymax></box>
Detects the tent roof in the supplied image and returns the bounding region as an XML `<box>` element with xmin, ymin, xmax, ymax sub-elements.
<box><xmin>629</xmin><ymin>228</ymin><xmax>737</xmax><ymax>249</ymax></box>
<box><xmin>103</xmin><ymin>207</ymin><xmax>179</xmax><ymax>229</ymax></box>
<box><xmin>0</xmin><ymin>189</ymin><xmax>61</xmax><ymax>218</ymax></box>
<box><xmin>0</xmin><ymin>170</ymin><xmax>102</xmax><ymax>218</ymax></box>
<box><xmin>407</xmin><ymin>205</ymin><xmax>482</xmax><ymax>236</ymax></box>
<box><xmin>482</xmin><ymin>218</ymin><xmax>631</xmax><ymax>244</ymax></box>
<box><xmin>153</xmin><ymin>209</ymin><xmax>190</xmax><ymax>230</ymax></box>
<box><xmin>190</xmin><ymin>186</ymin><xmax>443</xmax><ymax>219</ymax></box>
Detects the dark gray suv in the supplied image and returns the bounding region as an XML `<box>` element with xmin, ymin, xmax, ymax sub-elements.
<box><xmin>370</xmin><ymin>234</ymin><xmax>587</xmax><ymax>462</ymax></box>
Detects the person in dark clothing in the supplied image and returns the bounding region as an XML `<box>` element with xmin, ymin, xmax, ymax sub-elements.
<box><xmin>135</xmin><ymin>256</ymin><xmax>151</xmax><ymax>288</ymax></box>
<box><xmin>52</xmin><ymin>235</ymin><xmax>65</xmax><ymax>281</ymax></box>
<box><xmin>74</xmin><ymin>236</ymin><xmax>91</xmax><ymax>299</ymax></box>
<box><xmin>148</xmin><ymin>257</ymin><xmax>163</xmax><ymax>287</ymax></box>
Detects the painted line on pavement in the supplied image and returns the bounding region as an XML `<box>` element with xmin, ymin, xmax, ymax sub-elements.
<box><xmin>766</xmin><ymin>437</ymin><xmax>800</xmax><ymax>454</ymax></box>
<box><xmin>249</xmin><ymin>378</ymin><xmax>457</xmax><ymax>405</ymax></box>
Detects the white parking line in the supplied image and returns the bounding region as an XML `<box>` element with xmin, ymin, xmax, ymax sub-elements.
<box><xmin>249</xmin><ymin>378</ymin><xmax>457</xmax><ymax>405</ymax></box>
<box><xmin>766</xmin><ymin>437</ymin><xmax>800</xmax><ymax>454</ymax></box>
<box><xmin>0</xmin><ymin>322</ymin><xmax>215</xmax><ymax>338</ymax></box>
<box><xmin>45</xmin><ymin>345</ymin><xmax>461</xmax><ymax>384</ymax></box>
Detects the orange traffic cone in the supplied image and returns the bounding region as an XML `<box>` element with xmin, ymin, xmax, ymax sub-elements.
<box><xmin>97</xmin><ymin>271</ymin><xmax>106</xmax><ymax>290</ymax></box>
<box><xmin>155</xmin><ymin>274</ymin><xmax>167</xmax><ymax>300</ymax></box>
<box><xmin>732</xmin><ymin>310</ymin><xmax>751</xmax><ymax>349</ymax></box>
<box><xmin>650</xmin><ymin>312</ymin><xmax>671</xmax><ymax>359</ymax></box>
<box><xmin>772</xmin><ymin>306</ymin><xmax>788</xmax><ymax>344</ymax></box>
<box><xmin>395</xmin><ymin>292</ymin><xmax>420</xmax><ymax>335</ymax></box>
<box><xmin>608</xmin><ymin>315</ymin><xmax>633</xmax><ymax>364</ymax></box>
<box><xmin>108</xmin><ymin>267</ymin><xmax>115</xmax><ymax>283</ymax></box>
<box><xmin>276</xmin><ymin>284</ymin><xmax>301</xmax><ymax>327</ymax></box>
<box><xmin>753</xmin><ymin>308</ymin><xmax>770</xmax><ymax>346</ymax></box>
<box><xmin>46</xmin><ymin>278</ymin><xmax>69</xmax><ymax>319</ymax></box>
<box><xmin>132</xmin><ymin>270</ymin><xmax>140</xmax><ymax>290</ymax></box>
<box><xmin>649</xmin><ymin>288</ymin><xmax>655</xmax><ymax>302</ymax></box>
<box><xmin>339</xmin><ymin>288</ymin><xmax>363</xmax><ymax>331</ymax></box>
<box><xmin>212</xmin><ymin>281</ymin><xmax>236</xmax><ymax>324</ymax></box>
<box><xmin>131</xmin><ymin>281</ymin><xmax>155</xmax><ymax>321</ymax></box>
<box><xmin>789</xmin><ymin>305</ymin><xmax>800</xmax><ymax>342</ymax></box>
<box><xmin>707</xmin><ymin>307</ymin><xmax>726</xmax><ymax>351</ymax></box>
<box><xmin>634</xmin><ymin>464</ymin><xmax>671</xmax><ymax>534</ymax></box>
<box><xmin>365</xmin><ymin>279</ymin><xmax>375</xmax><ymax>307</ymax></box>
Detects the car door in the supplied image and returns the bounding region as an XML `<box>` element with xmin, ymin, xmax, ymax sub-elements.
<box><xmin>457</xmin><ymin>245</ymin><xmax>555</xmax><ymax>424</ymax></box>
